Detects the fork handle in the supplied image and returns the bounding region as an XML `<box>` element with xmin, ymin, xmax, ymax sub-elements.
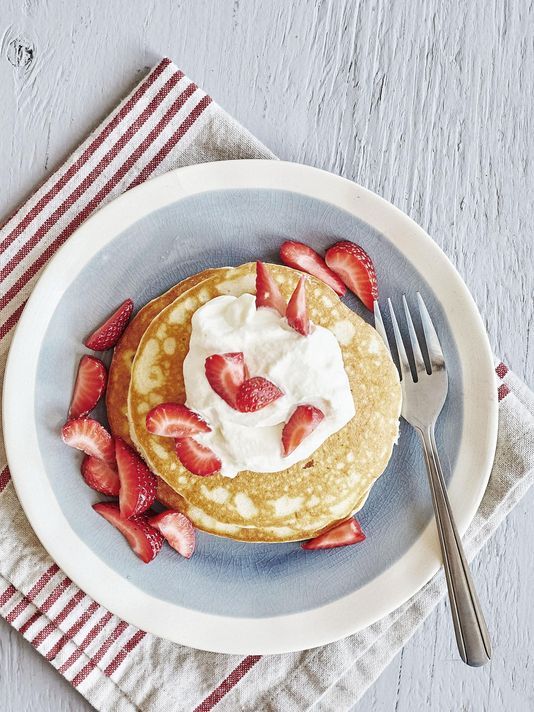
<box><xmin>418</xmin><ymin>426</ymin><xmax>491</xmax><ymax>666</ymax></box>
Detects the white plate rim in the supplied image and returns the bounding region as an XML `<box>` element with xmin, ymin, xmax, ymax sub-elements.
<box><xmin>2</xmin><ymin>159</ymin><xmax>498</xmax><ymax>654</ymax></box>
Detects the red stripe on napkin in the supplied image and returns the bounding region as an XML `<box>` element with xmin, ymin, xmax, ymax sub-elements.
<box><xmin>0</xmin><ymin>465</ymin><xmax>11</xmax><ymax>493</ymax></box>
<box><xmin>495</xmin><ymin>362</ymin><xmax>509</xmax><ymax>379</ymax></box>
<box><xmin>5</xmin><ymin>564</ymin><xmax>60</xmax><ymax>623</ymax></box>
<box><xmin>18</xmin><ymin>576</ymin><xmax>72</xmax><ymax>635</ymax></box>
<box><xmin>0</xmin><ymin>584</ymin><xmax>17</xmax><ymax>608</ymax></box>
<box><xmin>46</xmin><ymin>600</ymin><xmax>100</xmax><ymax>661</ymax></box>
<box><xmin>495</xmin><ymin>362</ymin><xmax>510</xmax><ymax>400</ymax></box>
<box><xmin>498</xmin><ymin>383</ymin><xmax>510</xmax><ymax>401</ymax></box>
<box><xmin>103</xmin><ymin>630</ymin><xmax>146</xmax><ymax>676</ymax></box>
<box><xmin>58</xmin><ymin>611</ymin><xmax>113</xmax><ymax>674</ymax></box>
<box><xmin>71</xmin><ymin>620</ymin><xmax>129</xmax><ymax>687</ymax></box>
<box><xmin>193</xmin><ymin>656</ymin><xmax>262</xmax><ymax>712</ymax></box>
<box><xmin>0</xmin><ymin>303</ymin><xmax>25</xmax><ymax>340</ymax></box>
<box><xmin>17</xmin><ymin>609</ymin><xmax>43</xmax><ymax>636</ymax></box>
<box><xmin>31</xmin><ymin>589</ymin><xmax>86</xmax><ymax>648</ymax></box>
<box><xmin>129</xmin><ymin>94</ymin><xmax>212</xmax><ymax>188</ymax></box>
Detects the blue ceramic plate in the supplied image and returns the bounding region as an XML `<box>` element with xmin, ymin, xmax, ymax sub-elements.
<box><xmin>3</xmin><ymin>161</ymin><xmax>497</xmax><ymax>653</ymax></box>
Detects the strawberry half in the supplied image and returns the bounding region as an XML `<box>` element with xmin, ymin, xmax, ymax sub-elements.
<box><xmin>205</xmin><ymin>352</ymin><xmax>247</xmax><ymax>408</ymax></box>
<box><xmin>175</xmin><ymin>438</ymin><xmax>221</xmax><ymax>476</ymax></box>
<box><xmin>61</xmin><ymin>418</ymin><xmax>115</xmax><ymax>462</ymax></box>
<box><xmin>93</xmin><ymin>502</ymin><xmax>163</xmax><ymax>563</ymax></box>
<box><xmin>149</xmin><ymin>510</ymin><xmax>196</xmax><ymax>559</ymax></box>
<box><xmin>115</xmin><ymin>437</ymin><xmax>157</xmax><ymax>518</ymax></box>
<box><xmin>255</xmin><ymin>261</ymin><xmax>286</xmax><ymax>316</ymax></box>
<box><xmin>282</xmin><ymin>404</ymin><xmax>324</xmax><ymax>456</ymax></box>
<box><xmin>279</xmin><ymin>241</ymin><xmax>346</xmax><ymax>297</ymax></box>
<box><xmin>301</xmin><ymin>517</ymin><xmax>366</xmax><ymax>550</ymax></box>
<box><xmin>146</xmin><ymin>403</ymin><xmax>211</xmax><ymax>438</ymax></box>
<box><xmin>325</xmin><ymin>241</ymin><xmax>378</xmax><ymax>311</ymax></box>
<box><xmin>84</xmin><ymin>298</ymin><xmax>133</xmax><ymax>351</ymax></box>
<box><xmin>286</xmin><ymin>275</ymin><xmax>310</xmax><ymax>336</ymax></box>
<box><xmin>81</xmin><ymin>456</ymin><xmax>120</xmax><ymax>496</ymax></box>
<box><xmin>68</xmin><ymin>355</ymin><xmax>107</xmax><ymax>420</ymax></box>
<box><xmin>235</xmin><ymin>376</ymin><xmax>283</xmax><ymax>412</ymax></box>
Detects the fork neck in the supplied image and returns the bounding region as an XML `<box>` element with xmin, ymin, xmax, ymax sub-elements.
<box><xmin>415</xmin><ymin>424</ymin><xmax>438</xmax><ymax>451</ymax></box>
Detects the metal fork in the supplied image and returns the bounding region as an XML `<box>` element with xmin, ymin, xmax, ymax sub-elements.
<box><xmin>374</xmin><ymin>294</ymin><xmax>491</xmax><ymax>667</ymax></box>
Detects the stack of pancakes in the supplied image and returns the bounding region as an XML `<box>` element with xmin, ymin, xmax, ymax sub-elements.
<box><xmin>106</xmin><ymin>262</ymin><xmax>401</xmax><ymax>542</ymax></box>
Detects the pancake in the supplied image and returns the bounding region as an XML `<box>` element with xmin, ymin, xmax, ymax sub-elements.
<box><xmin>128</xmin><ymin>263</ymin><xmax>401</xmax><ymax>542</ymax></box>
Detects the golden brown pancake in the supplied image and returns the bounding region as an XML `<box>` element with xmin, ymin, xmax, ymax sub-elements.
<box><xmin>128</xmin><ymin>263</ymin><xmax>401</xmax><ymax>542</ymax></box>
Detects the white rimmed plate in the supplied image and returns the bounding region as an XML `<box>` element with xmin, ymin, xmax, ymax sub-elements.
<box><xmin>2</xmin><ymin>160</ymin><xmax>497</xmax><ymax>654</ymax></box>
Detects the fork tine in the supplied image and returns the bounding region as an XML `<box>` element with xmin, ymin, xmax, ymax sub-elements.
<box><xmin>402</xmin><ymin>295</ymin><xmax>427</xmax><ymax>376</ymax></box>
<box><xmin>373</xmin><ymin>300</ymin><xmax>390</xmax><ymax>351</ymax></box>
<box><xmin>387</xmin><ymin>299</ymin><xmax>412</xmax><ymax>382</ymax></box>
<box><xmin>416</xmin><ymin>292</ymin><xmax>445</xmax><ymax>371</ymax></box>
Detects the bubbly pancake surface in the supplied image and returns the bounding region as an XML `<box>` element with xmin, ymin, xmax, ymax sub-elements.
<box><xmin>107</xmin><ymin>269</ymin><xmax>223</xmax><ymax>442</ymax></box>
<box><xmin>128</xmin><ymin>263</ymin><xmax>402</xmax><ymax>542</ymax></box>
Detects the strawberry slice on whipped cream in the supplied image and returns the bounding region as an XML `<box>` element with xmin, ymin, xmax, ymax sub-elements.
<box><xmin>205</xmin><ymin>352</ymin><xmax>248</xmax><ymax>408</ymax></box>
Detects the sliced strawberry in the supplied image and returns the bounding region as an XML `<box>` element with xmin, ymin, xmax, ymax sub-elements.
<box><xmin>301</xmin><ymin>517</ymin><xmax>366</xmax><ymax>550</ymax></box>
<box><xmin>205</xmin><ymin>352</ymin><xmax>247</xmax><ymax>408</ymax></box>
<box><xmin>84</xmin><ymin>298</ymin><xmax>133</xmax><ymax>351</ymax></box>
<box><xmin>115</xmin><ymin>437</ymin><xmax>157</xmax><ymax>518</ymax></box>
<box><xmin>325</xmin><ymin>241</ymin><xmax>378</xmax><ymax>311</ymax></box>
<box><xmin>282</xmin><ymin>404</ymin><xmax>324</xmax><ymax>456</ymax></box>
<box><xmin>235</xmin><ymin>376</ymin><xmax>283</xmax><ymax>412</ymax></box>
<box><xmin>286</xmin><ymin>275</ymin><xmax>310</xmax><ymax>336</ymax></box>
<box><xmin>93</xmin><ymin>502</ymin><xmax>163</xmax><ymax>563</ymax></box>
<box><xmin>61</xmin><ymin>418</ymin><xmax>115</xmax><ymax>462</ymax></box>
<box><xmin>146</xmin><ymin>403</ymin><xmax>211</xmax><ymax>438</ymax></box>
<box><xmin>175</xmin><ymin>438</ymin><xmax>221</xmax><ymax>476</ymax></box>
<box><xmin>279</xmin><ymin>241</ymin><xmax>346</xmax><ymax>297</ymax></box>
<box><xmin>149</xmin><ymin>510</ymin><xmax>196</xmax><ymax>559</ymax></box>
<box><xmin>68</xmin><ymin>355</ymin><xmax>107</xmax><ymax>420</ymax></box>
<box><xmin>255</xmin><ymin>261</ymin><xmax>286</xmax><ymax>316</ymax></box>
<box><xmin>81</xmin><ymin>456</ymin><xmax>120</xmax><ymax>496</ymax></box>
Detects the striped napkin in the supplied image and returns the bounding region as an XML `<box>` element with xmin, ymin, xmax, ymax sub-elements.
<box><xmin>1</xmin><ymin>58</ymin><xmax>533</xmax><ymax>712</ymax></box>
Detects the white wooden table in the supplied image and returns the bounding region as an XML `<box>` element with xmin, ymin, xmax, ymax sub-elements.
<box><xmin>1</xmin><ymin>1</ymin><xmax>533</xmax><ymax>710</ymax></box>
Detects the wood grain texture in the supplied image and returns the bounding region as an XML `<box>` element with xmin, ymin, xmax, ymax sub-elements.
<box><xmin>0</xmin><ymin>0</ymin><xmax>533</xmax><ymax>710</ymax></box>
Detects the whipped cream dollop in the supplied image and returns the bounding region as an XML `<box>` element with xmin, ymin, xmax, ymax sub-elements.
<box><xmin>182</xmin><ymin>293</ymin><xmax>355</xmax><ymax>477</ymax></box>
